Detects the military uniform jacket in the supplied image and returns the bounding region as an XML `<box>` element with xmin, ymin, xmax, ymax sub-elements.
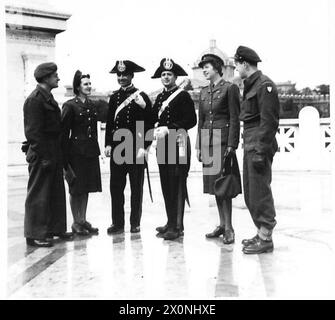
<box><xmin>152</xmin><ymin>87</ymin><xmax>196</xmax><ymax>168</ymax></box>
<box><xmin>61</xmin><ymin>97</ymin><xmax>101</xmax><ymax>165</ymax></box>
<box><xmin>105</xmin><ymin>86</ymin><xmax>153</xmax><ymax>152</ymax></box>
<box><xmin>23</xmin><ymin>85</ymin><xmax>62</xmax><ymax>161</ymax></box>
<box><xmin>240</xmin><ymin>70</ymin><xmax>280</xmax><ymax>156</ymax></box>
<box><xmin>197</xmin><ymin>79</ymin><xmax>240</xmax><ymax>149</ymax></box>
<box><xmin>152</xmin><ymin>87</ymin><xmax>197</xmax><ymax>131</ymax></box>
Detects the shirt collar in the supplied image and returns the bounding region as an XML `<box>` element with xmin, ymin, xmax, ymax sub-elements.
<box><xmin>163</xmin><ymin>85</ymin><xmax>178</xmax><ymax>93</ymax></box>
<box><xmin>212</xmin><ymin>77</ymin><xmax>223</xmax><ymax>88</ymax></box>
<box><xmin>120</xmin><ymin>83</ymin><xmax>135</xmax><ymax>92</ymax></box>
<box><xmin>243</xmin><ymin>70</ymin><xmax>262</xmax><ymax>92</ymax></box>
<box><xmin>36</xmin><ymin>84</ymin><xmax>53</xmax><ymax>101</ymax></box>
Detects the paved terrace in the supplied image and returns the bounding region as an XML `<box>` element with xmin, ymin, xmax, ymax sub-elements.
<box><xmin>7</xmin><ymin>170</ymin><xmax>335</xmax><ymax>299</ymax></box>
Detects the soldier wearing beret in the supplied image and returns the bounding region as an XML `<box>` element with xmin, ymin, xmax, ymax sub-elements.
<box><xmin>104</xmin><ymin>60</ymin><xmax>153</xmax><ymax>234</ymax></box>
<box><xmin>23</xmin><ymin>62</ymin><xmax>72</xmax><ymax>247</ymax></box>
<box><xmin>196</xmin><ymin>53</ymin><xmax>241</xmax><ymax>244</ymax></box>
<box><xmin>152</xmin><ymin>58</ymin><xmax>197</xmax><ymax>240</ymax></box>
<box><xmin>234</xmin><ymin>46</ymin><xmax>280</xmax><ymax>254</ymax></box>
<box><xmin>61</xmin><ymin>70</ymin><xmax>102</xmax><ymax>236</ymax></box>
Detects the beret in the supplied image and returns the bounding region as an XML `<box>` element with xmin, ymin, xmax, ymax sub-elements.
<box><xmin>198</xmin><ymin>54</ymin><xmax>224</xmax><ymax>68</ymax></box>
<box><xmin>234</xmin><ymin>46</ymin><xmax>262</xmax><ymax>64</ymax></box>
<box><xmin>151</xmin><ymin>58</ymin><xmax>188</xmax><ymax>79</ymax></box>
<box><xmin>34</xmin><ymin>62</ymin><xmax>57</xmax><ymax>81</ymax></box>
<box><xmin>110</xmin><ymin>60</ymin><xmax>145</xmax><ymax>74</ymax></box>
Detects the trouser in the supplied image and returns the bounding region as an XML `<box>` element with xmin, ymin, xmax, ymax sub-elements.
<box><xmin>110</xmin><ymin>161</ymin><xmax>145</xmax><ymax>228</ymax></box>
<box><xmin>243</xmin><ymin>150</ymin><xmax>276</xmax><ymax>237</ymax></box>
<box><xmin>158</xmin><ymin>164</ymin><xmax>187</xmax><ymax>231</ymax></box>
<box><xmin>24</xmin><ymin>159</ymin><xmax>67</xmax><ymax>240</ymax></box>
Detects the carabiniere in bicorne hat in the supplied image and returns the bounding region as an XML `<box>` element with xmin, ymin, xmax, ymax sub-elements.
<box><xmin>109</xmin><ymin>60</ymin><xmax>145</xmax><ymax>74</ymax></box>
<box><xmin>151</xmin><ymin>58</ymin><xmax>188</xmax><ymax>78</ymax></box>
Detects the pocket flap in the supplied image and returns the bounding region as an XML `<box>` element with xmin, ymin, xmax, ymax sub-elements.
<box><xmin>246</xmin><ymin>91</ymin><xmax>257</xmax><ymax>100</ymax></box>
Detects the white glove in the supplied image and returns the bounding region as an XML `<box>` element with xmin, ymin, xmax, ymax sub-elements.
<box><xmin>136</xmin><ymin>147</ymin><xmax>147</xmax><ymax>159</ymax></box>
<box><xmin>134</xmin><ymin>93</ymin><xmax>146</xmax><ymax>108</ymax></box>
<box><xmin>154</xmin><ymin>126</ymin><xmax>169</xmax><ymax>139</ymax></box>
<box><xmin>105</xmin><ymin>145</ymin><xmax>112</xmax><ymax>157</ymax></box>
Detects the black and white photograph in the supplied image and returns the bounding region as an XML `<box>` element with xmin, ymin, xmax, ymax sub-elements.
<box><xmin>1</xmin><ymin>0</ymin><xmax>335</xmax><ymax>304</ymax></box>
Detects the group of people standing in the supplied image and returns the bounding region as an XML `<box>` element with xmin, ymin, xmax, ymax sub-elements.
<box><xmin>22</xmin><ymin>45</ymin><xmax>280</xmax><ymax>255</ymax></box>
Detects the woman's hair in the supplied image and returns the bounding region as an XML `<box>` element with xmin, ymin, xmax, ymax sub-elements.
<box><xmin>209</xmin><ymin>59</ymin><xmax>223</xmax><ymax>77</ymax></box>
<box><xmin>73</xmin><ymin>72</ymin><xmax>90</xmax><ymax>95</ymax></box>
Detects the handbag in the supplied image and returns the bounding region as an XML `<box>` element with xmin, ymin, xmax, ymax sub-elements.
<box><xmin>214</xmin><ymin>153</ymin><xmax>242</xmax><ymax>199</ymax></box>
<box><xmin>64</xmin><ymin>164</ymin><xmax>76</xmax><ymax>186</ymax></box>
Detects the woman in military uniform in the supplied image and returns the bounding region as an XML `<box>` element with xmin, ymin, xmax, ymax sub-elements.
<box><xmin>61</xmin><ymin>70</ymin><xmax>102</xmax><ymax>235</ymax></box>
<box><xmin>152</xmin><ymin>58</ymin><xmax>197</xmax><ymax>240</ymax></box>
<box><xmin>196</xmin><ymin>54</ymin><xmax>240</xmax><ymax>244</ymax></box>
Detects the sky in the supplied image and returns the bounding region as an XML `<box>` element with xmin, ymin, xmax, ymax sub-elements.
<box><xmin>9</xmin><ymin>0</ymin><xmax>331</xmax><ymax>93</ymax></box>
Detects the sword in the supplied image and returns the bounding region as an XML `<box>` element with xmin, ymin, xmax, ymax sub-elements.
<box><xmin>185</xmin><ymin>182</ymin><xmax>190</xmax><ymax>207</ymax></box>
<box><xmin>145</xmin><ymin>159</ymin><xmax>153</xmax><ymax>202</ymax></box>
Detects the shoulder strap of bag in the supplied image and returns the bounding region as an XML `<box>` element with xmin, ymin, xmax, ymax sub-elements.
<box><xmin>114</xmin><ymin>90</ymin><xmax>141</xmax><ymax>120</ymax></box>
<box><xmin>158</xmin><ymin>88</ymin><xmax>183</xmax><ymax>118</ymax></box>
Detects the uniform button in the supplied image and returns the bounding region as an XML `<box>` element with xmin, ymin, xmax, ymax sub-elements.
<box><xmin>89</xmin><ymin>135</ymin><xmax>92</xmax><ymax>138</ymax></box>
<box><xmin>209</xmin><ymin>102</ymin><xmax>212</xmax><ymax>105</ymax></box>
<box><xmin>87</xmin><ymin>110</ymin><xmax>89</xmax><ymax>112</ymax></box>
<box><xmin>209</xmin><ymin>111</ymin><xmax>212</xmax><ymax>114</ymax></box>
<box><xmin>88</xmin><ymin>118</ymin><xmax>91</xmax><ymax>121</ymax></box>
<box><xmin>75</xmin><ymin>137</ymin><xmax>78</xmax><ymax>140</ymax></box>
<box><xmin>218</xmin><ymin>96</ymin><xmax>220</xmax><ymax>98</ymax></box>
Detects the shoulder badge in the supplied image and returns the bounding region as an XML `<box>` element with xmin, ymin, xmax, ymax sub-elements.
<box><xmin>267</xmin><ymin>86</ymin><xmax>273</xmax><ymax>93</ymax></box>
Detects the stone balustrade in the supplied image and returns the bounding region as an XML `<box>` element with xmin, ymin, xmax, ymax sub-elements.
<box><xmin>96</xmin><ymin>106</ymin><xmax>331</xmax><ymax>173</ymax></box>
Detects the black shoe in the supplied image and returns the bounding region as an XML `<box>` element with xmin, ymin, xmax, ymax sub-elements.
<box><xmin>241</xmin><ymin>235</ymin><xmax>258</xmax><ymax>247</ymax></box>
<box><xmin>54</xmin><ymin>232</ymin><xmax>74</xmax><ymax>241</ymax></box>
<box><xmin>82</xmin><ymin>221</ymin><xmax>99</xmax><ymax>234</ymax></box>
<box><xmin>223</xmin><ymin>229</ymin><xmax>235</xmax><ymax>244</ymax></box>
<box><xmin>163</xmin><ymin>229</ymin><xmax>180</xmax><ymax>240</ymax></box>
<box><xmin>130</xmin><ymin>226</ymin><xmax>140</xmax><ymax>233</ymax></box>
<box><xmin>156</xmin><ymin>224</ymin><xmax>168</xmax><ymax>234</ymax></box>
<box><xmin>107</xmin><ymin>224</ymin><xmax>124</xmax><ymax>235</ymax></box>
<box><xmin>26</xmin><ymin>238</ymin><xmax>53</xmax><ymax>247</ymax></box>
<box><xmin>242</xmin><ymin>237</ymin><xmax>274</xmax><ymax>254</ymax></box>
<box><xmin>156</xmin><ymin>232</ymin><xmax>166</xmax><ymax>238</ymax></box>
<box><xmin>72</xmin><ymin>223</ymin><xmax>90</xmax><ymax>236</ymax></box>
<box><xmin>205</xmin><ymin>226</ymin><xmax>225</xmax><ymax>238</ymax></box>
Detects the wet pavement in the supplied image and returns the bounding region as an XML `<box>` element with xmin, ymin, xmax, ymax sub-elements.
<box><xmin>7</xmin><ymin>170</ymin><xmax>335</xmax><ymax>299</ymax></box>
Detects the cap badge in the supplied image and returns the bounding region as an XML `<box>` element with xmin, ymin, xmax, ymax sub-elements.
<box><xmin>267</xmin><ymin>86</ymin><xmax>273</xmax><ymax>93</ymax></box>
<box><xmin>163</xmin><ymin>58</ymin><xmax>173</xmax><ymax>70</ymax></box>
<box><xmin>118</xmin><ymin>60</ymin><xmax>126</xmax><ymax>72</ymax></box>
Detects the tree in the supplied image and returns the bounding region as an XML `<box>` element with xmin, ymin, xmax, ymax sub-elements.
<box><xmin>315</xmin><ymin>84</ymin><xmax>329</xmax><ymax>95</ymax></box>
<box><xmin>300</xmin><ymin>87</ymin><xmax>313</xmax><ymax>95</ymax></box>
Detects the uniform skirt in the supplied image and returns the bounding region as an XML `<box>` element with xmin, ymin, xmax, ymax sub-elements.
<box><xmin>200</xmin><ymin>127</ymin><xmax>229</xmax><ymax>195</ymax></box>
<box><xmin>68</xmin><ymin>155</ymin><xmax>102</xmax><ymax>195</ymax></box>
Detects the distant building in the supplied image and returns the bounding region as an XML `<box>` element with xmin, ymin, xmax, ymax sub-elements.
<box><xmin>276</xmin><ymin>81</ymin><xmax>297</xmax><ymax>94</ymax></box>
<box><xmin>6</xmin><ymin>0</ymin><xmax>71</xmax><ymax>165</ymax></box>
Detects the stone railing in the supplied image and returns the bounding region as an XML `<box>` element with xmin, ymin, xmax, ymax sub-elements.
<box><xmin>97</xmin><ymin>106</ymin><xmax>331</xmax><ymax>173</ymax></box>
